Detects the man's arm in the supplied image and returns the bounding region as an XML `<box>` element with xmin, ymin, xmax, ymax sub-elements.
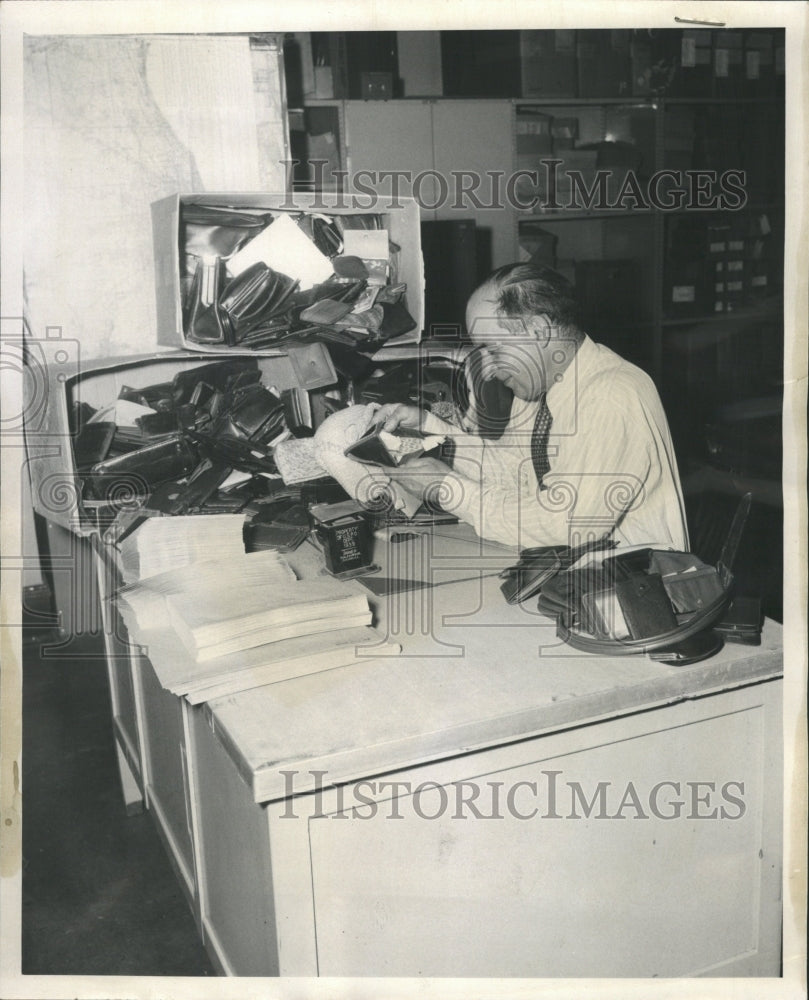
<box><xmin>438</xmin><ymin>397</ymin><xmax>659</xmax><ymax>549</ymax></box>
<box><xmin>373</xmin><ymin>403</ymin><xmax>458</xmax><ymax>437</ymax></box>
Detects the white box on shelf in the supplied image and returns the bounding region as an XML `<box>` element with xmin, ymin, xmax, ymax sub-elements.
<box><xmin>152</xmin><ymin>192</ymin><xmax>424</xmax><ymax>353</ymax></box>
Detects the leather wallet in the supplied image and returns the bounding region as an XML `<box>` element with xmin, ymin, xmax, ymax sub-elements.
<box><xmin>145</xmin><ymin>459</ymin><xmax>233</xmax><ymax>515</ymax></box>
<box><xmin>713</xmin><ymin>596</ymin><xmax>762</xmax><ymax>644</ymax></box>
<box><xmin>73</xmin><ymin>422</ymin><xmax>116</xmax><ymax>473</ymax></box>
<box><xmin>218</xmin><ymin>263</ymin><xmax>299</xmax><ymax>343</ymax></box>
<box><xmin>171</xmin><ymin>360</ymin><xmax>260</xmax><ymax>406</ymax></box>
<box><xmin>376</xmin><ymin>300</ymin><xmax>417</xmax><ymax>341</ymax></box>
<box><xmin>648</xmin><ymin>630</ymin><xmax>724</xmax><ymax>664</ymax></box>
<box><xmin>344</xmin><ymin>428</ymin><xmax>442</xmax><ymax>467</ymax></box>
<box><xmin>88</xmin><ymin>433</ymin><xmax>197</xmax><ymax>499</ymax></box>
<box><xmin>182</xmin><ymin>204</ymin><xmax>273</xmax><ymax>259</ymax></box>
<box><xmin>212</xmin><ymin>384</ymin><xmax>285</xmax><ymax>443</ymax></box>
<box><xmin>614</xmin><ymin>573</ymin><xmax>678</xmax><ymax>639</ymax></box>
<box><xmin>580</xmin><ymin>587</ymin><xmax>631</xmax><ymax>639</ymax></box>
<box><xmin>299</xmin><ymin>298</ymin><xmax>354</xmax><ymax>325</ymax></box>
<box><xmin>499</xmin><ymin>547</ymin><xmax>564</xmax><ymax>605</ymax></box>
<box><xmin>184</xmin><ymin>257</ymin><xmax>229</xmax><ymax>344</ymax></box>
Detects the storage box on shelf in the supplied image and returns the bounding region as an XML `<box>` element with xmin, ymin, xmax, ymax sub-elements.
<box><xmin>512</xmin><ymin>101</ymin><xmax>655</xmax><ymax>217</ymax></box>
<box><xmin>520</xmin><ymin>30</ymin><xmax>578</xmax><ymax>99</ymax></box>
<box><xmin>152</xmin><ymin>192</ymin><xmax>424</xmax><ymax>354</ymax></box>
<box><xmin>576</xmin><ymin>30</ymin><xmax>632</xmax><ymax>99</ymax></box>
<box><xmin>713</xmin><ymin>30</ymin><xmax>746</xmax><ymax>100</ymax></box>
<box><xmin>640</xmin><ymin>28</ymin><xmax>784</xmax><ymax>100</ymax></box>
<box><xmin>663</xmin><ymin>209</ymin><xmax>781</xmax><ymax>324</ymax></box>
<box><xmin>437</xmin><ymin>27</ymin><xmax>784</xmax><ymax>101</ymax></box>
<box><xmin>675</xmin><ymin>29</ymin><xmax>714</xmax><ymax>98</ymax></box>
<box><xmin>743</xmin><ymin>30</ymin><xmax>780</xmax><ymax>98</ymax></box>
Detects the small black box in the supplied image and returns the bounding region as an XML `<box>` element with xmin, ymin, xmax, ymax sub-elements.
<box><xmin>311</xmin><ymin>500</ymin><xmax>375</xmax><ymax>577</ymax></box>
<box><xmin>361</xmin><ymin>72</ymin><xmax>393</xmax><ymax>100</ymax></box>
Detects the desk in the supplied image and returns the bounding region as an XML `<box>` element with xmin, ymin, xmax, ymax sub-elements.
<box><xmin>113</xmin><ymin>524</ymin><xmax>783</xmax><ymax>978</ymax></box>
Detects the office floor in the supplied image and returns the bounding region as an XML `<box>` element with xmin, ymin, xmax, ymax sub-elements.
<box><xmin>21</xmin><ymin>627</ymin><xmax>214</xmax><ymax>977</ymax></box>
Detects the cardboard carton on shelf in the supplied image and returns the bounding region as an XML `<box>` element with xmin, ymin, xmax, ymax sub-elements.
<box><xmin>577</xmin><ymin>29</ymin><xmax>632</xmax><ymax>98</ymax></box>
<box><xmin>520</xmin><ymin>30</ymin><xmax>577</xmax><ymax>98</ymax></box>
<box><xmin>152</xmin><ymin>192</ymin><xmax>425</xmax><ymax>355</ymax></box>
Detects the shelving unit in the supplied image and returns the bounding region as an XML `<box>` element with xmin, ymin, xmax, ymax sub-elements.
<box><xmin>508</xmin><ymin>92</ymin><xmax>783</xmax><ymax>374</ymax></box>
<box><xmin>290</xmin><ymin>29</ymin><xmax>784</xmax><ymax>500</ymax></box>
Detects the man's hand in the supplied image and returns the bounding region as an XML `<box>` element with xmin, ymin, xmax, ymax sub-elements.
<box><xmin>385</xmin><ymin>455</ymin><xmax>452</xmax><ymax>502</ymax></box>
<box><xmin>373</xmin><ymin>403</ymin><xmax>425</xmax><ymax>433</ymax></box>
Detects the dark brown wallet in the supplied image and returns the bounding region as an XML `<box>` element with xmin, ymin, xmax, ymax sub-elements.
<box><xmin>184</xmin><ymin>257</ymin><xmax>229</xmax><ymax>344</ymax></box>
<box><xmin>88</xmin><ymin>434</ymin><xmax>197</xmax><ymax>500</ymax></box>
<box><xmin>614</xmin><ymin>573</ymin><xmax>678</xmax><ymax>639</ymax></box>
<box><xmin>218</xmin><ymin>263</ymin><xmax>299</xmax><ymax>343</ymax></box>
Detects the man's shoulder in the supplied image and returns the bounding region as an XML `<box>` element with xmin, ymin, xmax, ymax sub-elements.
<box><xmin>580</xmin><ymin>338</ymin><xmax>657</xmax><ymax>395</ymax></box>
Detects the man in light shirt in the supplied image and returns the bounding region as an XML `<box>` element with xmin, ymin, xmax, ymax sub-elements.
<box><xmin>378</xmin><ymin>262</ymin><xmax>689</xmax><ymax>552</ymax></box>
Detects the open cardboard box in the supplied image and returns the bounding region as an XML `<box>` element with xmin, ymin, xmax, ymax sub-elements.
<box><xmin>152</xmin><ymin>192</ymin><xmax>424</xmax><ymax>354</ymax></box>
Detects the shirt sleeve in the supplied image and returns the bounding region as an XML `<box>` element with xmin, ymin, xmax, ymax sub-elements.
<box><xmin>421</xmin><ymin>410</ymin><xmax>460</xmax><ymax>436</ymax></box>
<box><xmin>438</xmin><ymin>392</ymin><xmax>659</xmax><ymax>549</ymax></box>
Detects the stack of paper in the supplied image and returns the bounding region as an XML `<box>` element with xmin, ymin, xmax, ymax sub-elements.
<box><xmin>117</xmin><ymin>549</ymin><xmax>296</xmax><ymax>631</ymax></box>
<box><xmin>167</xmin><ymin>578</ymin><xmax>372</xmax><ymax>661</ymax></box>
<box><xmin>118</xmin><ymin>513</ymin><xmax>247</xmax><ymax>583</ymax></box>
<box><xmin>129</xmin><ymin>623</ymin><xmax>397</xmax><ymax>704</ymax></box>
<box><xmin>116</xmin><ymin>548</ymin><xmax>398</xmax><ymax>703</ymax></box>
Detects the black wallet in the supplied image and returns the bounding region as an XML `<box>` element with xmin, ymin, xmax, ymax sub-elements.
<box><xmin>219</xmin><ymin>263</ymin><xmax>299</xmax><ymax>343</ymax></box>
<box><xmin>499</xmin><ymin>547</ymin><xmax>565</xmax><ymax>605</ymax></box>
<box><xmin>184</xmin><ymin>257</ymin><xmax>229</xmax><ymax>344</ymax></box>
<box><xmin>88</xmin><ymin>433</ymin><xmax>197</xmax><ymax>499</ymax></box>
<box><xmin>614</xmin><ymin>573</ymin><xmax>678</xmax><ymax>640</ymax></box>
<box><xmin>344</xmin><ymin>428</ymin><xmax>441</xmax><ymax>467</ymax></box>
<box><xmin>713</xmin><ymin>596</ymin><xmax>762</xmax><ymax>644</ymax></box>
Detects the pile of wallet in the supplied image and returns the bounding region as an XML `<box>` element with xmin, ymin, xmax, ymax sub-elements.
<box><xmin>69</xmin><ymin>349</ymin><xmax>504</xmax><ymax>541</ymax></box>
<box><xmin>181</xmin><ymin>205</ymin><xmax>416</xmax><ymax>350</ymax></box>
<box><xmin>71</xmin><ymin>359</ymin><xmax>348</xmax><ymax>523</ymax></box>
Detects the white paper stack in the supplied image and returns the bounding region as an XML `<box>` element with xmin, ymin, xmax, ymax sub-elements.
<box><xmin>117</xmin><ymin>549</ymin><xmax>296</xmax><ymax>631</ymax></box>
<box><xmin>118</xmin><ymin>513</ymin><xmax>247</xmax><ymax>584</ymax></box>
<box><xmin>116</xmin><ymin>548</ymin><xmax>398</xmax><ymax>703</ymax></box>
<box><xmin>131</xmin><ymin>623</ymin><xmax>397</xmax><ymax>704</ymax></box>
<box><xmin>167</xmin><ymin>578</ymin><xmax>372</xmax><ymax>661</ymax></box>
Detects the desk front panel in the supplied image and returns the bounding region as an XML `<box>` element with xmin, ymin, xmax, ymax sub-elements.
<box><xmin>291</xmin><ymin>680</ymin><xmax>782</xmax><ymax>977</ymax></box>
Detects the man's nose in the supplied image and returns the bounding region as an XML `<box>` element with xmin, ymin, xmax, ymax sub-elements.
<box><xmin>477</xmin><ymin>351</ymin><xmax>499</xmax><ymax>381</ymax></box>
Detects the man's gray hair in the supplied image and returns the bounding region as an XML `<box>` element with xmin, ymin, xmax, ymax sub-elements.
<box><xmin>487</xmin><ymin>263</ymin><xmax>584</xmax><ymax>339</ymax></box>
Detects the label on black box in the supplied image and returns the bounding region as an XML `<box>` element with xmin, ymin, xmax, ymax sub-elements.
<box><xmin>318</xmin><ymin>513</ymin><xmax>372</xmax><ymax>575</ymax></box>
<box><xmin>672</xmin><ymin>285</ymin><xmax>696</xmax><ymax>303</ymax></box>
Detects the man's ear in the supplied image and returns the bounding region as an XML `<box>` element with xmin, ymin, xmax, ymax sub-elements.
<box><xmin>531</xmin><ymin>317</ymin><xmax>553</xmax><ymax>348</ymax></box>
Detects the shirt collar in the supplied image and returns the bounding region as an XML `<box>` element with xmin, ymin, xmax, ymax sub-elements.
<box><xmin>546</xmin><ymin>335</ymin><xmax>593</xmax><ymax>409</ymax></box>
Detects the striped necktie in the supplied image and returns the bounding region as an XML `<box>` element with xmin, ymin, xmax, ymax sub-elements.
<box><xmin>531</xmin><ymin>393</ymin><xmax>553</xmax><ymax>486</ymax></box>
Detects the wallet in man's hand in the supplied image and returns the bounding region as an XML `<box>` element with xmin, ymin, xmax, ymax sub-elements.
<box><xmin>344</xmin><ymin>428</ymin><xmax>445</xmax><ymax>467</ymax></box>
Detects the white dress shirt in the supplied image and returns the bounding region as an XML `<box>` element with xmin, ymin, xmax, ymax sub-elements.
<box><xmin>423</xmin><ymin>336</ymin><xmax>689</xmax><ymax>552</ymax></box>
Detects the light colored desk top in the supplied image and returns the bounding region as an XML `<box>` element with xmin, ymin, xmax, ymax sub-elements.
<box><xmin>205</xmin><ymin>525</ymin><xmax>783</xmax><ymax>804</ymax></box>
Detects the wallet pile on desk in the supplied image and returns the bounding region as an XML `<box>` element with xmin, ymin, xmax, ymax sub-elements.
<box><xmin>71</xmin><ymin>351</ymin><xmax>477</xmax><ymax>541</ymax></box>
<box><xmin>181</xmin><ymin>204</ymin><xmax>417</xmax><ymax>349</ymax></box>
<box><xmin>71</xmin><ymin>357</ymin><xmax>351</xmax><ymax>537</ymax></box>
